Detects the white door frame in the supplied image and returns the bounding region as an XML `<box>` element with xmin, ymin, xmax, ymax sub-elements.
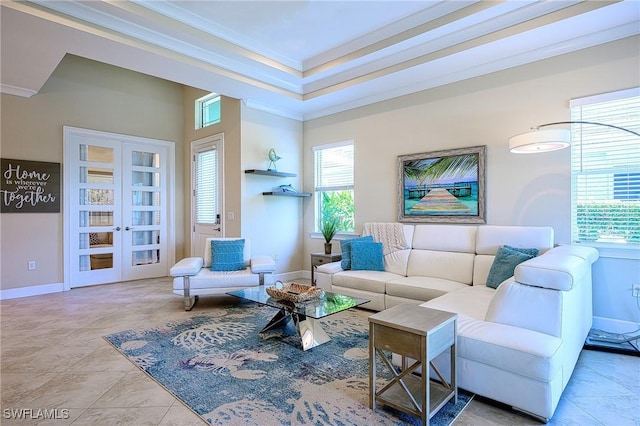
<box><xmin>63</xmin><ymin>126</ymin><xmax>175</xmax><ymax>291</ymax></box>
<box><xmin>191</xmin><ymin>133</ymin><xmax>224</xmax><ymax>256</ymax></box>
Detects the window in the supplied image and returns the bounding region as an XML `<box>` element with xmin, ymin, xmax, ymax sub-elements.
<box><xmin>195</xmin><ymin>93</ymin><xmax>221</xmax><ymax>129</ymax></box>
<box><xmin>570</xmin><ymin>88</ymin><xmax>640</xmax><ymax>248</ymax></box>
<box><xmin>313</xmin><ymin>141</ymin><xmax>354</xmax><ymax>233</ymax></box>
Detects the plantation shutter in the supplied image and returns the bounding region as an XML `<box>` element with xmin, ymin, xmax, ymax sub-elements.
<box><xmin>196</xmin><ymin>148</ymin><xmax>218</xmax><ymax>224</ymax></box>
<box><xmin>570</xmin><ymin>88</ymin><xmax>640</xmax><ymax>246</ymax></box>
<box><xmin>314</xmin><ymin>142</ymin><xmax>354</xmax><ymax>192</ymax></box>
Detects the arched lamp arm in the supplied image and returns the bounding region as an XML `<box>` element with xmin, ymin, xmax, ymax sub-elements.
<box><xmin>537</xmin><ymin>121</ymin><xmax>640</xmax><ymax>137</ymax></box>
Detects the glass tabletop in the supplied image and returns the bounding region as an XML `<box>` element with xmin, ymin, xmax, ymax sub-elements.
<box><xmin>227</xmin><ymin>285</ymin><xmax>369</xmax><ymax>319</ymax></box>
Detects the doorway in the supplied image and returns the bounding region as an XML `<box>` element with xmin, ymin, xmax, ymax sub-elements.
<box><xmin>191</xmin><ymin>133</ymin><xmax>224</xmax><ymax>255</ymax></box>
<box><xmin>63</xmin><ymin>126</ymin><xmax>175</xmax><ymax>289</ymax></box>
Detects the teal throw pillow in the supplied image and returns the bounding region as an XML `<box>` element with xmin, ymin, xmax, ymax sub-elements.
<box><xmin>486</xmin><ymin>246</ymin><xmax>535</xmax><ymax>289</ymax></box>
<box><xmin>210</xmin><ymin>239</ymin><xmax>246</xmax><ymax>271</ymax></box>
<box><xmin>340</xmin><ymin>236</ymin><xmax>374</xmax><ymax>270</ymax></box>
<box><xmin>504</xmin><ymin>245</ymin><xmax>539</xmax><ymax>257</ymax></box>
<box><xmin>350</xmin><ymin>241</ymin><xmax>384</xmax><ymax>271</ymax></box>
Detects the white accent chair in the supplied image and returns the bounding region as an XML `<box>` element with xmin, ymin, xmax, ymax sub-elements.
<box><xmin>170</xmin><ymin>237</ymin><xmax>276</xmax><ymax>310</ymax></box>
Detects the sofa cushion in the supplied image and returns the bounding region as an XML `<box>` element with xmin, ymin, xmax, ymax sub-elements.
<box><xmin>386</xmin><ymin>276</ymin><xmax>469</xmax><ymax>301</ymax></box>
<box><xmin>351</xmin><ymin>241</ymin><xmax>384</xmax><ymax>271</ymax></box>
<box><xmin>476</xmin><ymin>225</ymin><xmax>553</xmax><ymax>255</ymax></box>
<box><xmin>486</xmin><ymin>246</ymin><xmax>534</xmax><ymax>289</ymax></box>
<box><xmin>411</xmin><ymin>224</ymin><xmax>477</xmax><ymax>253</ymax></box>
<box><xmin>485</xmin><ymin>279</ymin><xmax>562</xmax><ymax>336</ymax></box>
<box><xmin>332</xmin><ymin>270</ymin><xmax>401</xmax><ymax>294</ymax></box>
<box><xmin>203</xmin><ymin>237</ymin><xmax>250</xmax><ymax>268</ymax></box>
<box><xmin>406</xmin><ymin>250</ymin><xmax>475</xmax><ymax>284</ymax></box>
<box><xmin>383</xmin><ymin>249</ymin><xmax>411</xmax><ymax>276</ymax></box>
<box><xmin>340</xmin><ymin>236</ymin><xmax>374</xmax><ymax>270</ymax></box>
<box><xmin>210</xmin><ymin>239</ymin><xmax>246</xmax><ymax>271</ymax></box>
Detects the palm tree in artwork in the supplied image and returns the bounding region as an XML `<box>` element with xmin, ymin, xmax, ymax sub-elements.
<box><xmin>404</xmin><ymin>154</ymin><xmax>478</xmax><ymax>186</ymax></box>
<box><xmin>422</xmin><ymin>154</ymin><xmax>478</xmax><ymax>183</ymax></box>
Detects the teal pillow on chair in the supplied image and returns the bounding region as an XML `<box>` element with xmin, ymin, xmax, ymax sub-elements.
<box><xmin>350</xmin><ymin>241</ymin><xmax>384</xmax><ymax>271</ymax></box>
<box><xmin>340</xmin><ymin>236</ymin><xmax>374</xmax><ymax>270</ymax></box>
<box><xmin>210</xmin><ymin>239</ymin><xmax>246</xmax><ymax>271</ymax></box>
<box><xmin>486</xmin><ymin>246</ymin><xmax>535</xmax><ymax>289</ymax></box>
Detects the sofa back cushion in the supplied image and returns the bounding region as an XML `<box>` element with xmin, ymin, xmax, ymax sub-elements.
<box><xmin>384</xmin><ymin>249</ymin><xmax>411</xmax><ymax>276</ymax></box>
<box><xmin>203</xmin><ymin>237</ymin><xmax>250</xmax><ymax>268</ymax></box>
<box><xmin>476</xmin><ymin>225</ymin><xmax>553</xmax><ymax>255</ymax></box>
<box><xmin>411</xmin><ymin>224</ymin><xmax>477</xmax><ymax>253</ymax></box>
<box><xmin>407</xmin><ymin>250</ymin><xmax>475</xmax><ymax>284</ymax></box>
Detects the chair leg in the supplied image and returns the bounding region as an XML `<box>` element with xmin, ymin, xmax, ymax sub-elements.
<box><xmin>182</xmin><ymin>276</ymin><xmax>197</xmax><ymax>311</ymax></box>
<box><xmin>259</xmin><ymin>272</ymin><xmax>265</xmax><ymax>286</ymax></box>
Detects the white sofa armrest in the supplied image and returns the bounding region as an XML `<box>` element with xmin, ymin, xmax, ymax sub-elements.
<box><xmin>514</xmin><ymin>245</ymin><xmax>598</xmax><ymax>291</ymax></box>
<box><xmin>316</xmin><ymin>261</ymin><xmax>344</xmax><ymax>274</ymax></box>
<box><xmin>170</xmin><ymin>257</ymin><xmax>204</xmax><ymax>277</ymax></box>
<box><xmin>250</xmin><ymin>256</ymin><xmax>276</xmax><ymax>274</ymax></box>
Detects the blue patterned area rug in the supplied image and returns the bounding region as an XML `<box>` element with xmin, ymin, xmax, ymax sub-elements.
<box><xmin>104</xmin><ymin>302</ymin><xmax>473</xmax><ymax>425</ymax></box>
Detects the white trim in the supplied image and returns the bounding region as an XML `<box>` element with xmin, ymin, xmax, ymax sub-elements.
<box><xmin>0</xmin><ymin>282</ymin><xmax>64</xmax><ymax>300</ymax></box>
<box><xmin>312</xmin><ymin>140</ymin><xmax>354</xmax><ymax>151</ymax></box>
<box><xmin>570</xmin><ymin>87</ymin><xmax>640</xmax><ymax>107</ymax></box>
<box><xmin>242</xmin><ymin>98</ymin><xmax>303</xmax><ymax>121</ymax></box>
<box><xmin>0</xmin><ymin>84</ymin><xmax>38</xmax><ymax>98</ymax></box>
<box><xmin>592</xmin><ymin>316</ymin><xmax>640</xmax><ymax>335</ymax></box>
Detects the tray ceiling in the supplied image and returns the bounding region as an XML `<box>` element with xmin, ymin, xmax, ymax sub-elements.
<box><xmin>1</xmin><ymin>0</ymin><xmax>638</xmax><ymax>120</ymax></box>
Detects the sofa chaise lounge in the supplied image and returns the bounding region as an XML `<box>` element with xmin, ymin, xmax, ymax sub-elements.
<box><xmin>315</xmin><ymin>223</ymin><xmax>599</xmax><ymax>422</ymax></box>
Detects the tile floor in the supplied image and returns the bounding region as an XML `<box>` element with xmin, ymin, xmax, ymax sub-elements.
<box><xmin>1</xmin><ymin>277</ymin><xmax>638</xmax><ymax>425</ymax></box>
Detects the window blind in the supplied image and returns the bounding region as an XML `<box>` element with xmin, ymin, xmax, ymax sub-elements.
<box><xmin>314</xmin><ymin>143</ymin><xmax>354</xmax><ymax>192</ymax></box>
<box><xmin>196</xmin><ymin>148</ymin><xmax>218</xmax><ymax>224</ymax></box>
<box><xmin>570</xmin><ymin>89</ymin><xmax>640</xmax><ymax>246</ymax></box>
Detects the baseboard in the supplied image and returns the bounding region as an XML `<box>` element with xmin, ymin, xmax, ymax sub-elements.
<box><xmin>0</xmin><ymin>282</ymin><xmax>64</xmax><ymax>300</ymax></box>
<box><xmin>274</xmin><ymin>270</ymin><xmax>309</xmax><ymax>282</ymax></box>
<box><xmin>592</xmin><ymin>316</ymin><xmax>640</xmax><ymax>334</ymax></box>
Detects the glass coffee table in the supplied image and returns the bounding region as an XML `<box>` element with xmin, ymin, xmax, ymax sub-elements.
<box><xmin>227</xmin><ymin>286</ymin><xmax>369</xmax><ymax>351</ymax></box>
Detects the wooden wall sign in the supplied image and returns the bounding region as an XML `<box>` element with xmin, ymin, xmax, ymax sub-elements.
<box><xmin>1</xmin><ymin>158</ymin><xmax>61</xmax><ymax>213</ymax></box>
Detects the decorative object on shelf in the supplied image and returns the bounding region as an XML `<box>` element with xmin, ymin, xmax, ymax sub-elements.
<box><xmin>272</xmin><ymin>184</ymin><xmax>298</xmax><ymax>194</ymax></box>
<box><xmin>397</xmin><ymin>145</ymin><xmax>486</xmax><ymax>224</ymax></box>
<box><xmin>266</xmin><ymin>281</ymin><xmax>324</xmax><ymax>303</ymax></box>
<box><xmin>267</xmin><ymin>148</ymin><xmax>281</xmax><ymax>171</ymax></box>
<box><xmin>320</xmin><ymin>218</ymin><xmax>338</xmax><ymax>254</ymax></box>
<box><xmin>508</xmin><ymin>121</ymin><xmax>640</xmax><ymax>153</ymax></box>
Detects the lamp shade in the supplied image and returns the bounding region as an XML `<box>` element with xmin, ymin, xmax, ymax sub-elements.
<box><xmin>508</xmin><ymin>128</ymin><xmax>570</xmax><ymax>153</ymax></box>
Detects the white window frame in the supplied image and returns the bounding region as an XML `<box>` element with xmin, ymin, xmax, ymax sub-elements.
<box><xmin>570</xmin><ymin>87</ymin><xmax>640</xmax><ymax>259</ymax></box>
<box><xmin>195</xmin><ymin>93</ymin><xmax>221</xmax><ymax>129</ymax></box>
<box><xmin>312</xmin><ymin>140</ymin><xmax>355</xmax><ymax>238</ymax></box>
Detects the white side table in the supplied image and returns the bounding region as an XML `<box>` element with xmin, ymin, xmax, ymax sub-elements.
<box><xmin>369</xmin><ymin>304</ymin><xmax>457</xmax><ymax>425</ymax></box>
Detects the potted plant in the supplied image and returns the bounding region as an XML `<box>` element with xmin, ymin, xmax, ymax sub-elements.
<box><xmin>320</xmin><ymin>218</ymin><xmax>338</xmax><ymax>254</ymax></box>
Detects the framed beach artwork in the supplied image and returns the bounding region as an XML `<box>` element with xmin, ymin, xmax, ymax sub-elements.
<box><xmin>397</xmin><ymin>145</ymin><xmax>486</xmax><ymax>223</ymax></box>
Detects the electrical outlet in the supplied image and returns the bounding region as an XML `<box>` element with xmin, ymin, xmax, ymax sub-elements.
<box><xmin>632</xmin><ymin>284</ymin><xmax>640</xmax><ymax>298</ymax></box>
<box><xmin>28</xmin><ymin>261</ymin><xmax>36</xmax><ymax>270</ymax></box>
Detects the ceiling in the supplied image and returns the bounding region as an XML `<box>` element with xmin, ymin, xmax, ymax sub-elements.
<box><xmin>1</xmin><ymin>1</ymin><xmax>639</xmax><ymax>120</ymax></box>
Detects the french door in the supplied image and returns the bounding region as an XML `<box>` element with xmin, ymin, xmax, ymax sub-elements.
<box><xmin>64</xmin><ymin>126</ymin><xmax>174</xmax><ymax>288</ymax></box>
<box><xmin>191</xmin><ymin>133</ymin><xmax>224</xmax><ymax>255</ymax></box>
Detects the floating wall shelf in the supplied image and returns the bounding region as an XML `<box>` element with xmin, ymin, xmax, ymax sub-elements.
<box><xmin>244</xmin><ymin>169</ymin><xmax>296</xmax><ymax>178</ymax></box>
<box><xmin>262</xmin><ymin>191</ymin><xmax>311</xmax><ymax>197</ymax></box>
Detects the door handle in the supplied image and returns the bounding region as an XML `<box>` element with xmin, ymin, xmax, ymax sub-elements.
<box><xmin>213</xmin><ymin>227</ymin><xmax>221</xmax><ymax>231</ymax></box>
<box><xmin>114</xmin><ymin>227</ymin><xmax>121</xmax><ymax>231</ymax></box>
<box><xmin>125</xmin><ymin>226</ymin><xmax>135</xmax><ymax>231</ymax></box>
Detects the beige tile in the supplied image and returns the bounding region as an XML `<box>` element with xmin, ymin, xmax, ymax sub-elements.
<box><xmin>18</xmin><ymin>372</ymin><xmax>127</xmax><ymax>409</ymax></box>
<box><xmin>0</xmin><ymin>372</ymin><xmax>59</xmax><ymax>406</ymax></box>
<box><xmin>158</xmin><ymin>402</ymin><xmax>206</xmax><ymax>425</ymax></box>
<box><xmin>67</xmin><ymin>344</ymin><xmax>136</xmax><ymax>373</ymax></box>
<box><xmin>91</xmin><ymin>369</ymin><xmax>176</xmax><ymax>408</ymax></box>
<box><xmin>71</xmin><ymin>407</ymin><xmax>170</xmax><ymax>425</ymax></box>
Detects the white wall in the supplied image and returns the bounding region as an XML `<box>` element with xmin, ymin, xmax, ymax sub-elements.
<box><xmin>303</xmin><ymin>36</ymin><xmax>640</xmax><ymax>326</ymax></box>
<box><xmin>240</xmin><ymin>105</ymin><xmax>305</xmax><ymax>275</ymax></box>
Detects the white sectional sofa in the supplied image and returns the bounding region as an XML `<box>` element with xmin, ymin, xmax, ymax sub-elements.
<box><xmin>315</xmin><ymin>224</ymin><xmax>599</xmax><ymax>422</ymax></box>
